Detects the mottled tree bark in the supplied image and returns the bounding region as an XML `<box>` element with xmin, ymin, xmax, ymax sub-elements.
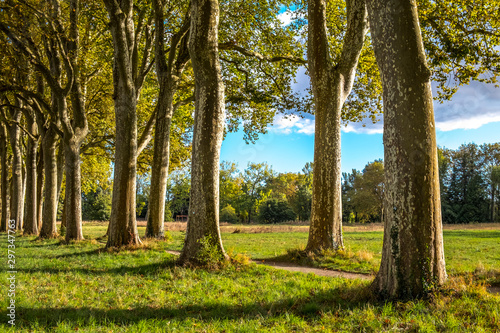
<box><xmin>306</xmin><ymin>0</ymin><xmax>368</xmax><ymax>251</ymax></box>
<box><xmin>103</xmin><ymin>0</ymin><xmax>144</xmax><ymax>247</ymax></box>
<box><xmin>8</xmin><ymin>108</ymin><xmax>24</xmax><ymax>230</ymax></box>
<box><xmin>366</xmin><ymin>0</ymin><xmax>447</xmax><ymax>299</ymax></box>
<box><xmin>0</xmin><ymin>123</ymin><xmax>10</xmax><ymax>232</ymax></box>
<box><xmin>23</xmin><ymin>110</ymin><xmax>39</xmax><ymax>235</ymax></box>
<box><xmin>63</xmin><ymin>142</ymin><xmax>84</xmax><ymax>241</ymax></box>
<box><xmin>36</xmin><ymin>146</ymin><xmax>44</xmax><ymax>232</ymax></box>
<box><xmin>178</xmin><ymin>0</ymin><xmax>227</xmax><ymax>264</ymax></box>
<box><xmin>40</xmin><ymin>126</ymin><xmax>59</xmax><ymax>239</ymax></box>
<box><xmin>60</xmin><ymin>0</ymin><xmax>87</xmax><ymax>242</ymax></box>
<box><xmin>146</xmin><ymin>0</ymin><xmax>190</xmax><ymax>238</ymax></box>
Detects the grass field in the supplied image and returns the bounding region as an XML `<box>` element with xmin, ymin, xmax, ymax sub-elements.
<box><xmin>1</xmin><ymin>222</ymin><xmax>499</xmax><ymax>332</ymax></box>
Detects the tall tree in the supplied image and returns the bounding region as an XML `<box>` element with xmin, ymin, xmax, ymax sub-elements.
<box><xmin>146</xmin><ymin>0</ymin><xmax>191</xmax><ymax>238</ymax></box>
<box><xmin>21</xmin><ymin>103</ymin><xmax>39</xmax><ymax>235</ymax></box>
<box><xmin>306</xmin><ymin>0</ymin><xmax>369</xmax><ymax>251</ymax></box>
<box><xmin>366</xmin><ymin>0</ymin><xmax>447</xmax><ymax>299</ymax></box>
<box><xmin>0</xmin><ymin>121</ymin><xmax>10</xmax><ymax>232</ymax></box>
<box><xmin>6</xmin><ymin>102</ymin><xmax>24</xmax><ymax>230</ymax></box>
<box><xmin>103</xmin><ymin>0</ymin><xmax>153</xmax><ymax>247</ymax></box>
<box><xmin>178</xmin><ymin>0</ymin><xmax>227</xmax><ymax>264</ymax></box>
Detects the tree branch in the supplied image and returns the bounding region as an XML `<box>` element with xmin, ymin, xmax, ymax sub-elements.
<box><xmin>219</xmin><ymin>42</ymin><xmax>307</xmax><ymax>65</ymax></box>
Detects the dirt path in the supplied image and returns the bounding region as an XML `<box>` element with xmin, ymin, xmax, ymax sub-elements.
<box><xmin>166</xmin><ymin>251</ymin><xmax>372</xmax><ymax>280</ymax></box>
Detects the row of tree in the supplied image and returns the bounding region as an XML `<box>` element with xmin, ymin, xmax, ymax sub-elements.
<box><xmin>0</xmin><ymin>0</ymin><xmax>499</xmax><ymax>300</ymax></box>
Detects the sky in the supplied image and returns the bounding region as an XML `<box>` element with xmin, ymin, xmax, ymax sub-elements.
<box><xmin>219</xmin><ymin>9</ymin><xmax>500</xmax><ymax>175</ymax></box>
<box><xmin>220</xmin><ymin>71</ymin><xmax>500</xmax><ymax>175</ymax></box>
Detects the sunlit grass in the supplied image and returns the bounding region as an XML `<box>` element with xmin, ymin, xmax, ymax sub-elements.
<box><xmin>0</xmin><ymin>223</ymin><xmax>498</xmax><ymax>332</ymax></box>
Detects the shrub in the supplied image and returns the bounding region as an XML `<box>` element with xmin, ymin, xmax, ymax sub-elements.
<box><xmin>258</xmin><ymin>198</ymin><xmax>296</xmax><ymax>224</ymax></box>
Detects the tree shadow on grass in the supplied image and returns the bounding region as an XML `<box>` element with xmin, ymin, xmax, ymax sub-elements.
<box><xmin>13</xmin><ymin>259</ymin><xmax>179</xmax><ymax>276</ymax></box>
<box><xmin>5</xmin><ymin>284</ymin><xmax>374</xmax><ymax>330</ymax></box>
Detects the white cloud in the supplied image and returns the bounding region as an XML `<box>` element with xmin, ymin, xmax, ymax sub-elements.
<box><xmin>269</xmin><ymin>72</ymin><xmax>500</xmax><ymax>135</ymax></box>
<box><xmin>277</xmin><ymin>11</ymin><xmax>293</xmax><ymax>26</ymax></box>
<box><xmin>271</xmin><ymin>114</ymin><xmax>315</xmax><ymax>135</ymax></box>
<box><xmin>433</xmin><ymin>81</ymin><xmax>500</xmax><ymax>131</ymax></box>
<box><xmin>342</xmin><ymin>122</ymin><xmax>383</xmax><ymax>134</ymax></box>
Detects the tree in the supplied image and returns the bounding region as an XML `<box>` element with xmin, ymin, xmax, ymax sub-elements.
<box><xmin>146</xmin><ymin>0</ymin><xmax>191</xmax><ymax>238</ymax></box>
<box><xmin>351</xmin><ymin>160</ymin><xmax>384</xmax><ymax>222</ymax></box>
<box><xmin>220</xmin><ymin>205</ymin><xmax>238</xmax><ymax>223</ymax></box>
<box><xmin>103</xmin><ymin>0</ymin><xmax>153</xmax><ymax>247</ymax></box>
<box><xmin>166</xmin><ymin>169</ymin><xmax>191</xmax><ymax>220</ymax></box>
<box><xmin>306</xmin><ymin>0</ymin><xmax>370</xmax><ymax>251</ymax></box>
<box><xmin>366</xmin><ymin>0</ymin><xmax>447</xmax><ymax>298</ymax></box>
<box><xmin>492</xmin><ymin>166</ymin><xmax>500</xmax><ymax>222</ymax></box>
<box><xmin>178</xmin><ymin>0</ymin><xmax>227</xmax><ymax>264</ymax></box>
<box><xmin>481</xmin><ymin>143</ymin><xmax>500</xmax><ymax>222</ymax></box>
<box><xmin>446</xmin><ymin>144</ymin><xmax>489</xmax><ymax>223</ymax></box>
<box><xmin>6</xmin><ymin>101</ymin><xmax>24</xmax><ymax>230</ymax></box>
<box><xmin>0</xmin><ymin>122</ymin><xmax>10</xmax><ymax>232</ymax></box>
<box><xmin>242</xmin><ymin>162</ymin><xmax>274</xmax><ymax>223</ymax></box>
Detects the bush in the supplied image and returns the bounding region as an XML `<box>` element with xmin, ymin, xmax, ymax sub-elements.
<box><xmin>220</xmin><ymin>205</ymin><xmax>238</xmax><ymax>223</ymax></box>
<box><xmin>258</xmin><ymin>198</ymin><xmax>296</xmax><ymax>224</ymax></box>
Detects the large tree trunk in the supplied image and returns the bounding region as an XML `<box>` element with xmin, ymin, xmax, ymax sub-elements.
<box><xmin>104</xmin><ymin>0</ymin><xmax>142</xmax><ymax>248</ymax></box>
<box><xmin>367</xmin><ymin>0</ymin><xmax>447</xmax><ymax>299</ymax></box>
<box><xmin>23</xmin><ymin>129</ymin><xmax>39</xmax><ymax>235</ymax></box>
<box><xmin>40</xmin><ymin>127</ymin><xmax>59</xmax><ymax>239</ymax></box>
<box><xmin>63</xmin><ymin>142</ymin><xmax>84</xmax><ymax>241</ymax></box>
<box><xmin>178</xmin><ymin>0</ymin><xmax>227</xmax><ymax>264</ymax></box>
<box><xmin>8</xmin><ymin>110</ymin><xmax>24</xmax><ymax>230</ymax></box>
<box><xmin>0</xmin><ymin>123</ymin><xmax>10</xmax><ymax>232</ymax></box>
<box><xmin>306</xmin><ymin>0</ymin><xmax>368</xmax><ymax>251</ymax></box>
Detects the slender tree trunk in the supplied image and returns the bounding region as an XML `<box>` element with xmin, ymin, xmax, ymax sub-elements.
<box><xmin>23</xmin><ymin>132</ymin><xmax>39</xmax><ymax>235</ymax></box>
<box><xmin>64</xmin><ymin>142</ymin><xmax>84</xmax><ymax>241</ymax></box>
<box><xmin>491</xmin><ymin>185</ymin><xmax>495</xmax><ymax>222</ymax></box>
<box><xmin>146</xmin><ymin>93</ymin><xmax>174</xmax><ymax>238</ymax></box>
<box><xmin>0</xmin><ymin>123</ymin><xmax>10</xmax><ymax>232</ymax></box>
<box><xmin>306</xmin><ymin>0</ymin><xmax>368</xmax><ymax>251</ymax></box>
<box><xmin>36</xmin><ymin>146</ymin><xmax>44</xmax><ymax>232</ymax></box>
<box><xmin>40</xmin><ymin>127</ymin><xmax>59</xmax><ymax>238</ymax></box>
<box><xmin>367</xmin><ymin>0</ymin><xmax>447</xmax><ymax>299</ymax></box>
<box><xmin>179</xmin><ymin>0</ymin><xmax>227</xmax><ymax>264</ymax></box>
<box><xmin>8</xmin><ymin>111</ymin><xmax>24</xmax><ymax>230</ymax></box>
<box><xmin>146</xmin><ymin>0</ymin><xmax>189</xmax><ymax>239</ymax></box>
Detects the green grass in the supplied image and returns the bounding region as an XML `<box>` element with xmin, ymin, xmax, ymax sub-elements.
<box><xmin>1</xmin><ymin>224</ymin><xmax>499</xmax><ymax>332</ymax></box>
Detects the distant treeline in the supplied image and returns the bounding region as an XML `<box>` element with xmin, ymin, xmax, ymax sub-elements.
<box><xmin>342</xmin><ymin>142</ymin><xmax>500</xmax><ymax>224</ymax></box>
<box><xmin>82</xmin><ymin>141</ymin><xmax>499</xmax><ymax>225</ymax></box>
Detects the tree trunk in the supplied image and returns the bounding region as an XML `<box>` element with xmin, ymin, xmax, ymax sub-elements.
<box><xmin>306</xmin><ymin>0</ymin><xmax>368</xmax><ymax>251</ymax></box>
<box><xmin>146</xmin><ymin>0</ymin><xmax>189</xmax><ymax>239</ymax></box>
<box><xmin>0</xmin><ymin>123</ymin><xmax>10</xmax><ymax>232</ymax></box>
<box><xmin>36</xmin><ymin>145</ymin><xmax>44</xmax><ymax>232</ymax></box>
<box><xmin>8</xmin><ymin>111</ymin><xmax>24</xmax><ymax>230</ymax></box>
<box><xmin>23</xmin><ymin>131</ymin><xmax>39</xmax><ymax>235</ymax></box>
<box><xmin>146</xmin><ymin>93</ymin><xmax>174</xmax><ymax>238</ymax></box>
<box><xmin>491</xmin><ymin>185</ymin><xmax>496</xmax><ymax>222</ymax></box>
<box><xmin>40</xmin><ymin>127</ymin><xmax>59</xmax><ymax>238</ymax></box>
<box><xmin>179</xmin><ymin>0</ymin><xmax>227</xmax><ymax>264</ymax></box>
<box><xmin>366</xmin><ymin>0</ymin><xmax>447</xmax><ymax>299</ymax></box>
<box><xmin>104</xmin><ymin>0</ymin><xmax>142</xmax><ymax>248</ymax></box>
<box><xmin>64</xmin><ymin>142</ymin><xmax>84</xmax><ymax>241</ymax></box>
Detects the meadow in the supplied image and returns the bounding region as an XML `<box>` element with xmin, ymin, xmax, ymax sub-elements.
<box><xmin>1</xmin><ymin>222</ymin><xmax>499</xmax><ymax>332</ymax></box>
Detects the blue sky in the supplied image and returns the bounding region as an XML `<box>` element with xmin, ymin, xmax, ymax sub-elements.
<box><xmin>220</xmin><ymin>76</ymin><xmax>500</xmax><ymax>174</ymax></box>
